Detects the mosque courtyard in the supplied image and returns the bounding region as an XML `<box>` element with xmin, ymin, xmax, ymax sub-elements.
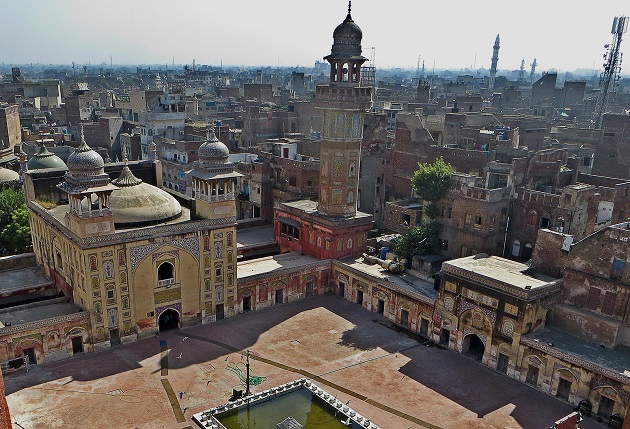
<box><xmin>5</xmin><ymin>294</ymin><xmax>598</xmax><ymax>429</ymax></box>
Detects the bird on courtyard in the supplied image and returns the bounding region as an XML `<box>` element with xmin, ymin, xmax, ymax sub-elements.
<box><xmin>183</xmin><ymin>337</ymin><xmax>188</xmax><ymax>341</ymax></box>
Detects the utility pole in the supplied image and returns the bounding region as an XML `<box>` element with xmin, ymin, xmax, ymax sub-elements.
<box><xmin>245</xmin><ymin>350</ymin><xmax>251</xmax><ymax>396</ymax></box>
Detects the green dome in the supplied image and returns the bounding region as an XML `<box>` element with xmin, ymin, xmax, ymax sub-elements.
<box><xmin>27</xmin><ymin>144</ymin><xmax>67</xmax><ymax>170</ymax></box>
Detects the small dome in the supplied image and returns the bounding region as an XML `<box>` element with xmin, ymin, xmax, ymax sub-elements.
<box><xmin>27</xmin><ymin>144</ymin><xmax>67</xmax><ymax>170</ymax></box>
<box><xmin>66</xmin><ymin>128</ymin><xmax>104</xmax><ymax>177</ymax></box>
<box><xmin>0</xmin><ymin>167</ymin><xmax>19</xmax><ymax>184</ymax></box>
<box><xmin>109</xmin><ymin>165</ymin><xmax>182</xmax><ymax>225</ymax></box>
<box><xmin>333</xmin><ymin>13</ymin><xmax>362</xmax><ymax>41</ymax></box>
<box><xmin>198</xmin><ymin>129</ymin><xmax>229</xmax><ymax>162</ymax></box>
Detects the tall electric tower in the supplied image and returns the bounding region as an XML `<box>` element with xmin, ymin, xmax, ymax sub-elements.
<box><xmin>530</xmin><ymin>58</ymin><xmax>537</xmax><ymax>84</ymax></box>
<box><xmin>489</xmin><ymin>34</ymin><xmax>500</xmax><ymax>90</ymax></box>
<box><xmin>592</xmin><ymin>16</ymin><xmax>627</xmax><ymax>129</ymax></box>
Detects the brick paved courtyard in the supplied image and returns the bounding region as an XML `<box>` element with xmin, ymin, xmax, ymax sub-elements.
<box><xmin>6</xmin><ymin>295</ymin><xmax>601</xmax><ymax>429</ymax></box>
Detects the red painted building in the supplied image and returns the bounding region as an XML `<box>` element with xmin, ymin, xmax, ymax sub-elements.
<box><xmin>273</xmin><ymin>4</ymin><xmax>374</xmax><ymax>259</ymax></box>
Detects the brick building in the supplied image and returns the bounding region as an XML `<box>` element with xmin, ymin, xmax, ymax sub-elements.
<box><xmin>592</xmin><ymin>113</ymin><xmax>630</xmax><ymax>179</ymax></box>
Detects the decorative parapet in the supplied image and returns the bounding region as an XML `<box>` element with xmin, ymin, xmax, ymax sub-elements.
<box><xmin>28</xmin><ymin>201</ymin><xmax>236</xmax><ymax>249</ymax></box>
<box><xmin>192</xmin><ymin>378</ymin><xmax>381</xmax><ymax>429</ymax></box>
<box><xmin>521</xmin><ymin>336</ymin><xmax>630</xmax><ymax>386</ymax></box>
<box><xmin>0</xmin><ymin>311</ymin><xmax>89</xmax><ymax>336</ymax></box>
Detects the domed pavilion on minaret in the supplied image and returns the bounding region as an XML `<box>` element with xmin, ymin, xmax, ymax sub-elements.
<box><xmin>274</xmin><ymin>1</ymin><xmax>374</xmax><ymax>259</ymax></box>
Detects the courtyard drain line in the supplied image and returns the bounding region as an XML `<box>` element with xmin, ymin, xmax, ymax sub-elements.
<box><xmin>160</xmin><ymin>378</ymin><xmax>186</xmax><ymax>423</ymax></box>
<box><xmin>172</xmin><ymin>331</ymin><xmax>444</xmax><ymax>429</ymax></box>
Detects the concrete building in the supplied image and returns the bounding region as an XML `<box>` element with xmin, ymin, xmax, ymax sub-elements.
<box><xmin>0</xmin><ymin>103</ymin><xmax>21</xmax><ymax>166</ymax></box>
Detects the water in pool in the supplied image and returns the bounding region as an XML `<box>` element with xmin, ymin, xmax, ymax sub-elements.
<box><xmin>218</xmin><ymin>387</ymin><xmax>359</xmax><ymax>428</ymax></box>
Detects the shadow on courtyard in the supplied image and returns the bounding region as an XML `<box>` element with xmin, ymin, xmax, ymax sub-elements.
<box><xmin>5</xmin><ymin>294</ymin><xmax>579</xmax><ymax>429</ymax></box>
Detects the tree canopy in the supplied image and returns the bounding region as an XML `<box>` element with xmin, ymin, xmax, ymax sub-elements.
<box><xmin>411</xmin><ymin>157</ymin><xmax>454</xmax><ymax>203</ymax></box>
<box><xmin>1</xmin><ymin>207</ymin><xmax>31</xmax><ymax>254</ymax></box>
<box><xmin>395</xmin><ymin>221</ymin><xmax>442</xmax><ymax>260</ymax></box>
<box><xmin>0</xmin><ymin>188</ymin><xmax>31</xmax><ymax>255</ymax></box>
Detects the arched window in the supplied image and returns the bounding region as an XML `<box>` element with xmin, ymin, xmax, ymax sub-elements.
<box><xmin>512</xmin><ymin>240</ymin><xmax>521</xmax><ymax>257</ymax></box>
<box><xmin>342</xmin><ymin>63</ymin><xmax>349</xmax><ymax>82</ymax></box>
<box><xmin>157</xmin><ymin>262</ymin><xmax>174</xmax><ymax>281</ymax></box>
<box><xmin>528</xmin><ymin>210</ymin><xmax>538</xmax><ymax>226</ymax></box>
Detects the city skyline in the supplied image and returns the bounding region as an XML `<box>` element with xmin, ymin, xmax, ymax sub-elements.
<box><xmin>0</xmin><ymin>0</ymin><xmax>628</xmax><ymax>73</ymax></box>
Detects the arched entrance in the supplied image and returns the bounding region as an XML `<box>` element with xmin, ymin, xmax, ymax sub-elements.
<box><xmin>462</xmin><ymin>333</ymin><xmax>485</xmax><ymax>361</ymax></box>
<box><xmin>158</xmin><ymin>309</ymin><xmax>180</xmax><ymax>332</ymax></box>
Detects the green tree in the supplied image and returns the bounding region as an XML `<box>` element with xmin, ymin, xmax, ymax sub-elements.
<box><xmin>1</xmin><ymin>207</ymin><xmax>31</xmax><ymax>254</ymax></box>
<box><xmin>411</xmin><ymin>158</ymin><xmax>454</xmax><ymax>220</ymax></box>
<box><xmin>0</xmin><ymin>187</ymin><xmax>26</xmax><ymax>225</ymax></box>
<box><xmin>395</xmin><ymin>221</ymin><xmax>442</xmax><ymax>261</ymax></box>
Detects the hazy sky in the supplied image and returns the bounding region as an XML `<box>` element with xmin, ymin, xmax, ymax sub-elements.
<box><xmin>1</xmin><ymin>0</ymin><xmax>628</xmax><ymax>72</ymax></box>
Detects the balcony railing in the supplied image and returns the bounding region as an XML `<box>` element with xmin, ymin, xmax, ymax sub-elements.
<box><xmin>158</xmin><ymin>278</ymin><xmax>175</xmax><ymax>288</ymax></box>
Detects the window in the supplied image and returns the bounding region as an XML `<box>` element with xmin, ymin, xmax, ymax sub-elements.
<box><xmin>540</xmin><ymin>213</ymin><xmax>550</xmax><ymax>229</ymax></box>
<box><xmin>528</xmin><ymin>211</ymin><xmax>538</xmax><ymax>226</ymax></box>
<box><xmin>602</xmin><ymin>291</ymin><xmax>617</xmax><ymax>315</ymax></box>
<box><xmin>465</xmin><ymin>213</ymin><xmax>472</xmax><ymax>226</ymax></box>
<box><xmin>584</xmin><ymin>287</ymin><xmax>601</xmax><ymax>310</ymax></box>
<box><xmin>613</xmin><ymin>258</ymin><xmax>626</xmax><ymax>271</ymax></box>
<box><xmin>106</xmin><ymin>290</ymin><xmax>115</xmax><ymax>300</ymax></box>
<box><xmin>446</xmin><ymin>207</ymin><xmax>452</xmax><ymax>219</ymax></box>
<box><xmin>474</xmin><ymin>215</ymin><xmax>482</xmax><ymax>226</ymax></box>
<box><xmin>157</xmin><ymin>262</ymin><xmax>174</xmax><ymax>281</ymax></box>
<box><xmin>612</xmin><ymin>258</ymin><xmax>626</xmax><ymax>280</ymax></box>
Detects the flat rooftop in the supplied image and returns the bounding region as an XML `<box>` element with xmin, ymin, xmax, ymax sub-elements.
<box><xmin>236</xmin><ymin>225</ymin><xmax>275</xmax><ymax>249</ymax></box>
<box><xmin>0</xmin><ymin>299</ymin><xmax>85</xmax><ymax>328</ymax></box>
<box><xmin>341</xmin><ymin>257</ymin><xmax>439</xmax><ymax>302</ymax></box>
<box><xmin>237</xmin><ymin>252</ymin><xmax>323</xmax><ymax>280</ymax></box>
<box><xmin>0</xmin><ymin>266</ymin><xmax>54</xmax><ymax>295</ymax></box>
<box><xmin>281</xmin><ymin>200</ymin><xmax>372</xmax><ymax>221</ymax></box>
<box><xmin>443</xmin><ymin>255</ymin><xmax>556</xmax><ymax>290</ymax></box>
<box><xmin>526</xmin><ymin>326</ymin><xmax>630</xmax><ymax>379</ymax></box>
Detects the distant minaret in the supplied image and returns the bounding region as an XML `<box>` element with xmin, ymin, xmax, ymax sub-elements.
<box><xmin>489</xmin><ymin>34</ymin><xmax>500</xmax><ymax>90</ymax></box>
<box><xmin>530</xmin><ymin>58</ymin><xmax>538</xmax><ymax>84</ymax></box>
<box><xmin>518</xmin><ymin>58</ymin><xmax>525</xmax><ymax>85</ymax></box>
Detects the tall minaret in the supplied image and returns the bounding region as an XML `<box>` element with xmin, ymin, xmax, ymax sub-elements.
<box><xmin>316</xmin><ymin>0</ymin><xmax>372</xmax><ymax>217</ymax></box>
<box><xmin>530</xmin><ymin>58</ymin><xmax>538</xmax><ymax>84</ymax></box>
<box><xmin>489</xmin><ymin>34</ymin><xmax>500</xmax><ymax>90</ymax></box>
<box><xmin>518</xmin><ymin>58</ymin><xmax>526</xmax><ymax>85</ymax></box>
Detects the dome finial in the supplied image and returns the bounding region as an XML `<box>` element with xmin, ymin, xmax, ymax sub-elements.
<box><xmin>348</xmin><ymin>0</ymin><xmax>351</xmax><ymax>15</ymax></box>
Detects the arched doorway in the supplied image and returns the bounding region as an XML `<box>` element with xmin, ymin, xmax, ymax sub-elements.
<box><xmin>158</xmin><ymin>309</ymin><xmax>179</xmax><ymax>332</ymax></box>
<box><xmin>462</xmin><ymin>334</ymin><xmax>485</xmax><ymax>361</ymax></box>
